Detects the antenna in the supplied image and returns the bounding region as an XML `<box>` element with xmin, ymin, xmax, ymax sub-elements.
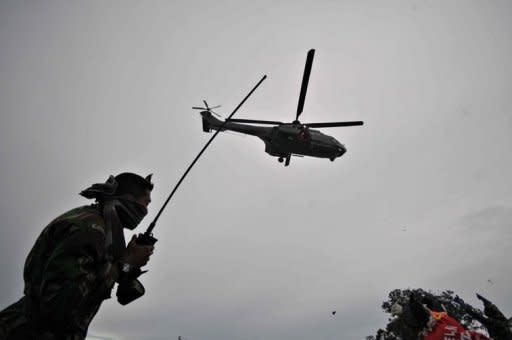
<box><xmin>136</xmin><ymin>75</ymin><xmax>267</xmax><ymax>246</ymax></box>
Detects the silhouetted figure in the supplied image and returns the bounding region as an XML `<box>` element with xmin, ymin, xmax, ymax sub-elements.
<box><xmin>0</xmin><ymin>173</ymin><xmax>156</xmax><ymax>339</ymax></box>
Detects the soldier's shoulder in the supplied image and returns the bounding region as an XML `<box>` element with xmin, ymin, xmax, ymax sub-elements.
<box><xmin>51</xmin><ymin>205</ymin><xmax>106</xmax><ymax>236</ymax></box>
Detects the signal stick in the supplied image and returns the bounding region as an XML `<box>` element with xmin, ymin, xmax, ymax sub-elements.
<box><xmin>137</xmin><ymin>75</ymin><xmax>267</xmax><ymax>246</ymax></box>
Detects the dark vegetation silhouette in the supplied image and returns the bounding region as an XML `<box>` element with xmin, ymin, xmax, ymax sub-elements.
<box><xmin>366</xmin><ymin>288</ymin><xmax>511</xmax><ymax>340</ymax></box>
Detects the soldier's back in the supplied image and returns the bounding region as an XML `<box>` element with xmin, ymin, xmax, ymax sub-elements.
<box><xmin>0</xmin><ymin>205</ymin><xmax>110</xmax><ymax>340</ymax></box>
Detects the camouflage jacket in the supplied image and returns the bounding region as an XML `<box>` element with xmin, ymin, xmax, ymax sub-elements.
<box><xmin>0</xmin><ymin>205</ymin><xmax>143</xmax><ymax>340</ymax></box>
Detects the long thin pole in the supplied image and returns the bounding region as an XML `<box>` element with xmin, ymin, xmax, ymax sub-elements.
<box><xmin>145</xmin><ymin>75</ymin><xmax>267</xmax><ymax>235</ymax></box>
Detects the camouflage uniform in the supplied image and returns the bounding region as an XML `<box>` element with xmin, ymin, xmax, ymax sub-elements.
<box><xmin>0</xmin><ymin>205</ymin><xmax>142</xmax><ymax>340</ymax></box>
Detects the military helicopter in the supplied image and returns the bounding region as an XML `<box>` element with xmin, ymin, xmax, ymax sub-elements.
<box><xmin>193</xmin><ymin>49</ymin><xmax>363</xmax><ymax>166</ymax></box>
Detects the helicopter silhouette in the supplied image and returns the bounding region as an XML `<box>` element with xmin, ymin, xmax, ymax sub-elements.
<box><xmin>193</xmin><ymin>49</ymin><xmax>363</xmax><ymax>166</ymax></box>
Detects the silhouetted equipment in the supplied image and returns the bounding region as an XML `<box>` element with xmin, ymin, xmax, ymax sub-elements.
<box><xmin>195</xmin><ymin>49</ymin><xmax>364</xmax><ymax>166</ymax></box>
<box><xmin>473</xmin><ymin>293</ymin><xmax>512</xmax><ymax>340</ymax></box>
<box><xmin>477</xmin><ymin>294</ymin><xmax>492</xmax><ymax>306</ymax></box>
<box><xmin>137</xmin><ymin>76</ymin><xmax>267</xmax><ymax>245</ymax></box>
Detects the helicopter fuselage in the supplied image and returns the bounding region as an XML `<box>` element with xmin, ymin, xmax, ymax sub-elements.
<box><xmin>194</xmin><ymin>49</ymin><xmax>363</xmax><ymax>166</ymax></box>
<box><xmin>201</xmin><ymin>111</ymin><xmax>346</xmax><ymax>162</ymax></box>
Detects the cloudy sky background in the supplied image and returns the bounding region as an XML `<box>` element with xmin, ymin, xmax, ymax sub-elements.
<box><xmin>1</xmin><ymin>1</ymin><xmax>511</xmax><ymax>339</ymax></box>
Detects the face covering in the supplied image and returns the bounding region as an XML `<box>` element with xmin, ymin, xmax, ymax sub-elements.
<box><xmin>114</xmin><ymin>197</ymin><xmax>148</xmax><ymax>230</ymax></box>
<box><xmin>104</xmin><ymin>197</ymin><xmax>147</xmax><ymax>260</ymax></box>
<box><xmin>80</xmin><ymin>175</ymin><xmax>150</xmax><ymax>260</ymax></box>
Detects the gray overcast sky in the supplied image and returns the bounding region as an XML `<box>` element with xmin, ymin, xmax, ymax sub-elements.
<box><xmin>1</xmin><ymin>1</ymin><xmax>511</xmax><ymax>339</ymax></box>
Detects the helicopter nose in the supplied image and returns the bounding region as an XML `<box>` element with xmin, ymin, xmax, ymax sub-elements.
<box><xmin>337</xmin><ymin>146</ymin><xmax>346</xmax><ymax>157</ymax></box>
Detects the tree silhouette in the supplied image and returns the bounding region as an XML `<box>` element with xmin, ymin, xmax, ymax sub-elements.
<box><xmin>366</xmin><ymin>288</ymin><xmax>488</xmax><ymax>340</ymax></box>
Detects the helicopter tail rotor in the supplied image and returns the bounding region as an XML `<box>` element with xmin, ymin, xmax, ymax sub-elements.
<box><xmin>192</xmin><ymin>100</ymin><xmax>222</xmax><ymax>118</ymax></box>
<box><xmin>195</xmin><ymin>101</ymin><xmax>226</xmax><ymax>132</ymax></box>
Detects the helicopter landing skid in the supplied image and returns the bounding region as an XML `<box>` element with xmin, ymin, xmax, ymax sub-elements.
<box><xmin>278</xmin><ymin>155</ymin><xmax>291</xmax><ymax>166</ymax></box>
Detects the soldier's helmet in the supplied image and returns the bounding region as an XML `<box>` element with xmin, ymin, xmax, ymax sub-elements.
<box><xmin>81</xmin><ymin>172</ymin><xmax>153</xmax><ymax>201</ymax></box>
<box><xmin>114</xmin><ymin>172</ymin><xmax>153</xmax><ymax>198</ymax></box>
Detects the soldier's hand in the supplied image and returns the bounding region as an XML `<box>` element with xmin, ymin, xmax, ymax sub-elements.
<box><xmin>122</xmin><ymin>235</ymin><xmax>154</xmax><ymax>268</ymax></box>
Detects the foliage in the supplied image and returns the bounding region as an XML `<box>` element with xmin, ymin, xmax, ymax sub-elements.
<box><xmin>366</xmin><ymin>288</ymin><xmax>487</xmax><ymax>340</ymax></box>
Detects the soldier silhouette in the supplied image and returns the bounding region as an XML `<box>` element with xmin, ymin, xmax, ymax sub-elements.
<box><xmin>0</xmin><ymin>173</ymin><xmax>155</xmax><ymax>339</ymax></box>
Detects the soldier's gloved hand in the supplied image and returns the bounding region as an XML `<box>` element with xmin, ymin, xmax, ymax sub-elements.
<box><xmin>121</xmin><ymin>235</ymin><xmax>154</xmax><ymax>268</ymax></box>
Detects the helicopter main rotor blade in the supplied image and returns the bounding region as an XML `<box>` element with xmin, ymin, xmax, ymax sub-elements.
<box><xmin>192</xmin><ymin>107</ymin><xmax>206</xmax><ymax>110</ymax></box>
<box><xmin>304</xmin><ymin>121</ymin><xmax>364</xmax><ymax>128</ymax></box>
<box><xmin>226</xmin><ymin>118</ymin><xmax>283</xmax><ymax>125</ymax></box>
<box><xmin>296</xmin><ymin>49</ymin><xmax>315</xmax><ymax>121</ymax></box>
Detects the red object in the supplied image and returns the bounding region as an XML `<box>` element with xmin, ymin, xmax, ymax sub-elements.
<box><xmin>422</xmin><ymin>312</ymin><xmax>490</xmax><ymax>340</ymax></box>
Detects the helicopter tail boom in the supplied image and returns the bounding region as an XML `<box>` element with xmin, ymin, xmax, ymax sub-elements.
<box><xmin>200</xmin><ymin>111</ymin><xmax>270</xmax><ymax>138</ymax></box>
